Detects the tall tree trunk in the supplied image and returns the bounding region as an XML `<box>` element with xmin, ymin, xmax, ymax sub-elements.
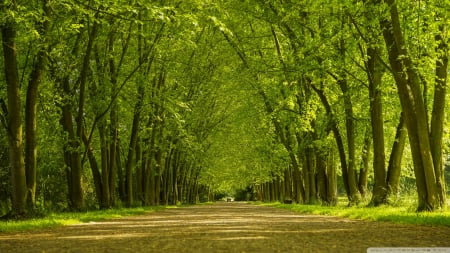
<box><xmin>429</xmin><ymin>23</ymin><xmax>448</xmax><ymax>206</ymax></box>
<box><xmin>379</xmin><ymin>0</ymin><xmax>438</xmax><ymax>211</ymax></box>
<box><xmin>2</xmin><ymin>18</ymin><xmax>27</xmax><ymax>215</ymax></box>
<box><xmin>337</xmin><ymin>78</ymin><xmax>361</xmax><ymax>205</ymax></box>
<box><xmin>24</xmin><ymin>0</ymin><xmax>51</xmax><ymax>209</ymax></box>
<box><xmin>367</xmin><ymin>45</ymin><xmax>387</xmax><ymax>205</ymax></box>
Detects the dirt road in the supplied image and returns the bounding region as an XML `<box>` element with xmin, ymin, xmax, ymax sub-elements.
<box><xmin>0</xmin><ymin>202</ymin><xmax>449</xmax><ymax>252</ymax></box>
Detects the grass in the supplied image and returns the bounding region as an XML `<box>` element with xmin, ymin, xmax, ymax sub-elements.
<box><xmin>2</xmin><ymin>198</ymin><xmax>450</xmax><ymax>233</ymax></box>
<box><xmin>0</xmin><ymin>206</ymin><xmax>167</xmax><ymax>233</ymax></box>
<box><xmin>260</xmin><ymin>197</ymin><xmax>450</xmax><ymax>227</ymax></box>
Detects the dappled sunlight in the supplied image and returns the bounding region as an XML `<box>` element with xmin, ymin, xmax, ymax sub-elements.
<box><xmin>1</xmin><ymin>203</ymin><xmax>449</xmax><ymax>253</ymax></box>
<box><xmin>0</xmin><ymin>233</ymin><xmax>54</xmax><ymax>241</ymax></box>
<box><xmin>57</xmin><ymin>233</ymin><xmax>150</xmax><ymax>240</ymax></box>
<box><xmin>212</xmin><ymin>236</ymin><xmax>268</xmax><ymax>241</ymax></box>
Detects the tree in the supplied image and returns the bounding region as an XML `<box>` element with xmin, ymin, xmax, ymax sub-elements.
<box><xmin>1</xmin><ymin>0</ymin><xmax>27</xmax><ymax>215</ymax></box>
<box><xmin>1</xmin><ymin>0</ymin><xmax>51</xmax><ymax>215</ymax></box>
<box><xmin>25</xmin><ymin>0</ymin><xmax>51</xmax><ymax>209</ymax></box>
<box><xmin>377</xmin><ymin>0</ymin><xmax>447</xmax><ymax>210</ymax></box>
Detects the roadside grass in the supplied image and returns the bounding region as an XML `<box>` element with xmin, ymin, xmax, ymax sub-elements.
<box><xmin>261</xmin><ymin>196</ymin><xmax>450</xmax><ymax>227</ymax></box>
<box><xmin>0</xmin><ymin>206</ymin><xmax>167</xmax><ymax>233</ymax></box>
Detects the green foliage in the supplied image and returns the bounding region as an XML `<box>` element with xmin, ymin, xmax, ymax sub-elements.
<box><xmin>0</xmin><ymin>0</ymin><xmax>448</xmax><ymax>214</ymax></box>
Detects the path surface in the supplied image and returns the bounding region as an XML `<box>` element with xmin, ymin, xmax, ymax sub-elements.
<box><xmin>0</xmin><ymin>202</ymin><xmax>449</xmax><ymax>252</ymax></box>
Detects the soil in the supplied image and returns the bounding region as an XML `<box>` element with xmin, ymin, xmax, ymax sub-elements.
<box><xmin>0</xmin><ymin>202</ymin><xmax>449</xmax><ymax>253</ymax></box>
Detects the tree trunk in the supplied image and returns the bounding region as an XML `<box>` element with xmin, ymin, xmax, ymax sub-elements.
<box><xmin>358</xmin><ymin>128</ymin><xmax>371</xmax><ymax>199</ymax></box>
<box><xmin>292</xmin><ymin>162</ymin><xmax>305</xmax><ymax>203</ymax></box>
<box><xmin>155</xmin><ymin>151</ymin><xmax>162</xmax><ymax>205</ymax></box>
<box><xmin>2</xmin><ymin>21</ymin><xmax>27</xmax><ymax>215</ymax></box>
<box><xmin>109</xmin><ymin>106</ymin><xmax>118</xmax><ymax>206</ymax></box>
<box><xmin>24</xmin><ymin>1</ymin><xmax>50</xmax><ymax>209</ymax></box>
<box><xmin>316</xmin><ymin>151</ymin><xmax>329</xmax><ymax>204</ymax></box>
<box><xmin>301</xmin><ymin>154</ymin><xmax>310</xmax><ymax>204</ymax></box>
<box><xmin>429</xmin><ymin>23</ymin><xmax>448</xmax><ymax>206</ymax></box>
<box><xmin>59</xmin><ymin>96</ymin><xmax>82</xmax><ymax>209</ymax></box>
<box><xmin>81</xmin><ymin>130</ymin><xmax>102</xmax><ymax>207</ymax></box>
<box><xmin>125</xmin><ymin>85</ymin><xmax>144</xmax><ymax>207</ymax></box>
<box><xmin>337</xmin><ymin>78</ymin><xmax>361</xmax><ymax>205</ymax></box>
<box><xmin>172</xmin><ymin>151</ymin><xmax>179</xmax><ymax>205</ymax></box>
<box><xmin>386</xmin><ymin>113</ymin><xmax>407</xmax><ymax>199</ymax></box>
<box><xmin>117</xmin><ymin>143</ymin><xmax>126</xmax><ymax>202</ymax></box>
<box><xmin>284</xmin><ymin>167</ymin><xmax>293</xmax><ymax>201</ymax></box>
<box><xmin>379</xmin><ymin>0</ymin><xmax>438</xmax><ymax>211</ymax></box>
<box><xmin>367</xmin><ymin>45</ymin><xmax>387</xmax><ymax>206</ymax></box>
<box><xmin>326</xmin><ymin>148</ymin><xmax>337</xmax><ymax>206</ymax></box>
<box><xmin>304</xmin><ymin>147</ymin><xmax>317</xmax><ymax>203</ymax></box>
<box><xmin>99</xmin><ymin>123</ymin><xmax>111</xmax><ymax>208</ymax></box>
<box><xmin>148</xmin><ymin>158</ymin><xmax>156</xmax><ymax>205</ymax></box>
<box><xmin>312</xmin><ymin>84</ymin><xmax>351</xmax><ymax>201</ymax></box>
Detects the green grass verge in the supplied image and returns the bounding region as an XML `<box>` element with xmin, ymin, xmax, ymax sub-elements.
<box><xmin>261</xmin><ymin>202</ymin><xmax>450</xmax><ymax>227</ymax></box>
<box><xmin>0</xmin><ymin>206</ymin><xmax>167</xmax><ymax>233</ymax></box>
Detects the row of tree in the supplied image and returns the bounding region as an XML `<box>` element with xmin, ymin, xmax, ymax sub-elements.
<box><xmin>0</xmin><ymin>0</ymin><xmax>448</xmax><ymax>216</ymax></box>
<box><xmin>0</xmin><ymin>0</ymin><xmax>235</xmax><ymax>216</ymax></box>
<box><xmin>199</xmin><ymin>0</ymin><xmax>449</xmax><ymax>211</ymax></box>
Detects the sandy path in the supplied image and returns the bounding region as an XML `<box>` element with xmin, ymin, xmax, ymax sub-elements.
<box><xmin>0</xmin><ymin>202</ymin><xmax>449</xmax><ymax>252</ymax></box>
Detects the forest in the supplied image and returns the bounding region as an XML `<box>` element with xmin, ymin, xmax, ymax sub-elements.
<box><xmin>0</xmin><ymin>0</ymin><xmax>449</xmax><ymax>218</ymax></box>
